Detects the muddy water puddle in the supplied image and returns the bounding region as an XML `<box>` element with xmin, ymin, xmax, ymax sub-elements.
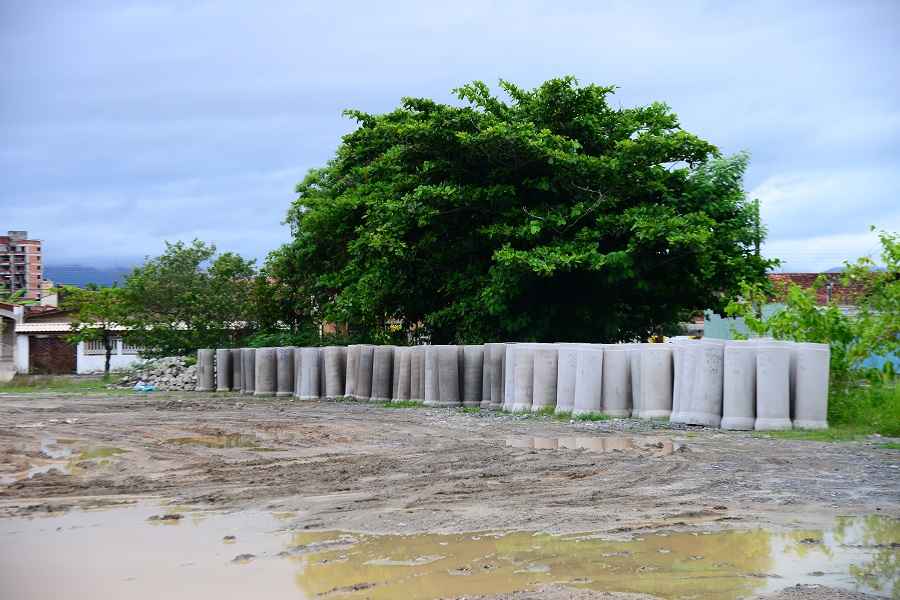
<box><xmin>506</xmin><ymin>435</ymin><xmax>678</xmax><ymax>455</ymax></box>
<box><xmin>0</xmin><ymin>437</ymin><xmax>74</xmax><ymax>484</ymax></box>
<box><xmin>0</xmin><ymin>504</ymin><xmax>897</xmax><ymax>600</ymax></box>
<box><xmin>166</xmin><ymin>433</ymin><xmax>260</xmax><ymax>448</ymax></box>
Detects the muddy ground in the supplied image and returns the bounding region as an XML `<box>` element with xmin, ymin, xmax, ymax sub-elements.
<box><xmin>1</xmin><ymin>391</ymin><xmax>898</xmax><ymax>532</ymax></box>
<box><xmin>1</xmin><ymin>390</ymin><xmax>898</xmax><ymax>598</ymax></box>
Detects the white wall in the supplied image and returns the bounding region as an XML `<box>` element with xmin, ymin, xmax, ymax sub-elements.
<box><xmin>76</xmin><ymin>340</ymin><xmax>142</xmax><ymax>374</ymax></box>
<box><xmin>15</xmin><ymin>334</ymin><xmax>29</xmax><ymax>373</ymax></box>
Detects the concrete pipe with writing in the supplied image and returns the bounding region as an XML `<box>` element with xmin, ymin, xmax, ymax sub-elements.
<box><xmin>230</xmin><ymin>348</ymin><xmax>242</xmax><ymax>392</ymax></box>
<box><xmin>462</xmin><ymin>345</ymin><xmax>484</xmax><ymax>408</ymax></box>
<box><xmin>531</xmin><ymin>345</ymin><xmax>558</xmax><ymax>412</ymax></box>
<box><xmin>755</xmin><ymin>344</ymin><xmax>792</xmax><ymax>430</ymax></box>
<box><xmin>679</xmin><ymin>340</ymin><xmax>725</xmax><ymax>427</ymax></box>
<box><xmin>371</xmin><ymin>345</ymin><xmax>395</xmax><ymax>402</ymax></box>
<box><xmin>275</xmin><ymin>347</ymin><xmax>295</xmax><ymax>397</ymax></box>
<box><xmin>321</xmin><ymin>346</ymin><xmax>346</xmax><ymax>399</ymax></box>
<box><xmin>196</xmin><ymin>349</ymin><xmax>215</xmax><ymax>392</ymax></box>
<box><xmin>215</xmin><ymin>349</ymin><xmax>232</xmax><ymax>392</ymax></box>
<box><xmin>254</xmin><ymin>347</ymin><xmax>277</xmax><ymax>397</ymax></box>
<box><xmin>572</xmin><ymin>346</ymin><xmax>604</xmax><ymax>417</ymax></box>
<box><xmin>791</xmin><ymin>342</ymin><xmax>830</xmax><ymax>430</ymax></box>
<box><xmin>601</xmin><ymin>345</ymin><xmax>632</xmax><ymax>417</ymax></box>
<box><xmin>241</xmin><ymin>348</ymin><xmax>255</xmax><ymax>395</ymax></box>
<box><xmin>721</xmin><ymin>340</ymin><xmax>757</xmax><ymax>430</ymax></box>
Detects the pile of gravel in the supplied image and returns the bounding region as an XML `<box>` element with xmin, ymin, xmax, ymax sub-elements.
<box><xmin>118</xmin><ymin>356</ymin><xmax>198</xmax><ymax>391</ymax></box>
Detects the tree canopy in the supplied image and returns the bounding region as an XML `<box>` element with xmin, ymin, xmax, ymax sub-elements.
<box><xmin>278</xmin><ymin>77</ymin><xmax>772</xmax><ymax>343</ymax></box>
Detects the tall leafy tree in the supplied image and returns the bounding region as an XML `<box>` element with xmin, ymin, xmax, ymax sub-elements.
<box><xmin>64</xmin><ymin>285</ymin><xmax>128</xmax><ymax>376</ymax></box>
<box><xmin>280</xmin><ymin>77</ymin><xmax>773</xmax><ymax>343</ymax></box>
<box><xmin>121</xmin><ymin>240</ymin><xmax>257</xmax><ymax>356</ymax></box>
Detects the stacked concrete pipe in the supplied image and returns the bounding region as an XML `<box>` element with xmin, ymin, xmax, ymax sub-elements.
<box><xmin>254</xmin><ymin>347</ymin><xmax>277</xmax><ymax>397</ymax></box>
<box><xmin>355</xmin><ymin>345</ymin><xmax>375</xmax><ymax>401</ymax></box>
<box><xmin>240</xmin><ymin>348</ymin><xmax>255</xmax><ymax>395</ymax></box>
<box><xmin>391</xmin><ymin>346</ymin><xmax>412</xmax><ymax>402</ymax></box>
<box><xmin>230</xmin><ymin>348</ymin><xmax>242</xmax><ymax>392</ymax></box>
<box><xmin>483</xmin><ymin>342</ymin><xmax>506</xmax><ymax>410</ymax></box>
<box><xmin>676</xmin><ymin>340</ymin><xmax>725</xmax><ymax>427</ymax></box>
<box><xmin>215</xmin><ymin>348</ymin><xmax>232</xmax><ymax>392</ymax></box>
<box><xmin>555</xmin><ymin>346</ymin><xmax>579</xmax><ymax>415</ymax></box>
<box><xmin>424</xmin><ymin>344</ymin><xmax>462</xmax><ymax>407</ymax></box>
<box><xmin>276</xmin><ymin>347</ymin><xmax>295</xmax><ymax>397</ymax></box>
<box><xmin>531</xmin><ymin>345</ymin><xmax>558</xmax><ymax>413</ymax></box>
<box><xmin>196</xmin><ymin>349</ymin><xmax>215</xmax><ymax>392</ymax></box>
<box><xmin>638</xmin><ymin>344</ymin><xmax>674</xmax><ymax>419</ymax></box>
<box><xmin>409</xmin><ymin>346</ymin><xmax>425</xmax><ymax>402</ymax></box>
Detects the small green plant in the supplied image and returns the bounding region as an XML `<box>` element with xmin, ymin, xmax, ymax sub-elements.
<box><xmin>460</xmin><ymin>406</ymin><xmax>481</xmax><ymax>414</ymax></box>
<box><xmin>574</xmin><ymin>412</ymin><xmax>611</xmax><ymax>422</ymax></box>
<box><xmin>878</xmin><ymin>442</ymin><xmax>900</xmax><ymax>450</ymax></box>
<box><xmin>380</xmin><ymin>400</ymin><xmax>423</xmax><ymax>409</ymax></box>
<box><xmin>552</xmin><ymin>410</ymin><xmax>572</xmax><ymax>421</ymax></box>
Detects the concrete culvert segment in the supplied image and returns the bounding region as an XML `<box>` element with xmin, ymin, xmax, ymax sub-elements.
<box><xmin>721</xmin><ymin>340</ymin><xmax>757</xmax><ymax>430</ymax></box>
<box><xmin>230</xmin><ymin>348</ymin><xmax>242</xmax><ymax>392</ymax></box>
<box><xmin>275</xmin><ymin>347</ymin><xmax>295</xmax><ymax>397</ymax></box>
<box><xmin>679</xmin><ymin>340</ymin><xmax>724</xmax><ymax>427</ymax></box>
<box><xmin>296</xmin><ymin>347</ymin><xmax>322</xmax><ymax>400</ymax></box>
<box><xmin>791</xmin><ymin>342</ymin><xmax>830</xmax><ymax>430</ymax></box>
<box><xmin>240</xmin><ymin>348</ymin><xmax>255</xmax><ymax>395</ymax></box>
<box><xmin>371</xmin><ymin>345</ymin><xmax>394</xmax><ymax>402</ymax></box>
<box><xmin>321</xmin><ymin>346</ymin><xmax>345</xmax><ymax>399</ymax></box>
<box><xmin>531</xmin><ymin>345</ymin><xmax>558</xmax><ymax>412</ymax></box>
<box><xmin>253</xmin><ymin>347</ymin><xmax>277</xmax><ymax>397</ymax></box>
<box><xmin>637</xmin><ymin>344</ymin><xmax>673</xmax><ymax>419</ymax></box>
<box><xmin>461</xmin><ymin>345</ymin><xmax>484</xmax><ymax>408</ymax></box>
<box><xmin>755</xmin><ymin>343</ymin><xmax>793</xmax><ymax>431</ymax></box>
<box><xmin>601</xmin><ymin>345</ymin><xmax>632</xmax><ymax>417</ymax></box>
<box><xmin>196</xmin><ymin>349</ymin><xmax>215</xmax><ymax>392</ymax></box>
<box><xmin>215</xmin><ymin>349</ymin><xmax>232</xmax><ymax>392</ymax></box>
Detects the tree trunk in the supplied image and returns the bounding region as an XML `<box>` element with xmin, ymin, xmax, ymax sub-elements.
<box><xmin>104</xmin><ymin>331</ymin><xmax>113</xmax><ymax>377</ymax></box>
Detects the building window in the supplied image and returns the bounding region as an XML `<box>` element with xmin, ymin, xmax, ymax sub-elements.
<box><xmin>84</xmin><ymin>339</ymin><xmax>108</xmax><ymax>355</ymax></box>
<box><xmin>121</xmin><ymin>340</ymin><xmax>142</xmax><ymax>355</ymax></box>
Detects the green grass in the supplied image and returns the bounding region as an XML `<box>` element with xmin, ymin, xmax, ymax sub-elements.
<box><xmin>0</xmin><ymin>375</ymin><xmax>123</xmax><ymax>394</ymax></box>
<box><xmin>754</xmin><ymin>381</ymin><xmax>900</xmax><ymax>442</ymax></box>
<box><xmin>380</xmin><ymin>400</ymin><xmax>423</xmax><ymax>409</ymax></box>
<box><xmin>878</xmin><ymin>442</ymin><xmax>900</xmax><ymax>450</ymax></box>
<box><xmin>460</xmin><ymin>406</ymin><xmax>481</xmax><ymax>414</ymax></box>
<box><xmin>574</xmin><ymin>412</ymin><xmax>612</xmax><ymax>422</ymax></box>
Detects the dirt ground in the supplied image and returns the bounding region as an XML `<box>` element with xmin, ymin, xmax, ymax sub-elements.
<box><xmin>1</xmin><ymin>390</ymin><xmax>898</xmax><ymax>531</ymax></box>
<box><xmin>1</xmin><ymin>390</ymin><xmax>898</xmax><ymax>599</ymax></box>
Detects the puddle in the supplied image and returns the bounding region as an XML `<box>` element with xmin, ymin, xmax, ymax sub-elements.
<box><xmin>166</xmin><ymin>434</ymin><xmax>258</xmax><ymax>449</ymax></box>
<box><xmin>0</xmin><ymin>438</ymin><xmax>74</xmax><ymax>485</ymax></box>
<box><xmin>506</xmin><ymin>435</ymin><xmax>678</xmax><ymax>455</ymax></box>
<box><xmin>0</xmin><ymin>505</ymin><xmax>896</xmax><ymax>600</ymax></box>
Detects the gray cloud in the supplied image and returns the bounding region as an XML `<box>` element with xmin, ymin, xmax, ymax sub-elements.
<box><xmin>2</xmin><ymin>0</ymin><xmax>898</xmax><ymax>271</ymax></box>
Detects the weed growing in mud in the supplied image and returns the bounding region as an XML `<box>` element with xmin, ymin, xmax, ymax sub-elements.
<box><xmin>79</xmin><ymin>447</ymin><xmax>126</xmax><ymax>460</ymax></box>
<box><xmin>552</xmin><ymin>410</ymin><xmax>572</xmax><ymax>421</ymax></box>
<box><xmin>380</xmin><ymin>401</ymin><xmax>423</xmax><ymax>409</ymax></box>
<box><xmin>829</xmin><ymin>382</ymin><xmax>900</xmax><ymax>437</ymax></box>
<box><xmin>460</xmin><ymin>406</ymin><xmax>481</xmax><ymax>414</ymax></box>
<box><xmin>877</xmin><ymin>442</ymin><xmax>900</xmax><ymax>450</ymax></box>
<box><xmin>574</xmin><ymin>413</ymin><xmax>611</xmax><ymax>422</ymax></box>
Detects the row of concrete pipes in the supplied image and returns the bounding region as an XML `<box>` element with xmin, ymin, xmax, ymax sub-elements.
<box><xmin>195</xmin><ymin>339</ymin><xmax>830</xmax><ymax>431</ymax></box>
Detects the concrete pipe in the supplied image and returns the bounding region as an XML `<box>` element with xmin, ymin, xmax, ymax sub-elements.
<box><xmin>230</xmin><ymin>348</ymin><xmax>242</xmax><ymax>392</ymax></box>
<box><xmin>461</xmin><ymin>345</ymin><xmax>484</xmax><ymax>408</ymax></box>
<box><xmin>502</xmin><ymin>344</ymin><xmax>518</xmax><ymax>410</ymax></box>
<box><xmin>791</xmin><ymin>342</ymin><xmax>830</xmax><ymax>430</ymax></box>
<box><xmin>437</xmin><ymin>345</ymin><xmax>462</xmax><ymax>407</ymax></box>
<box><xmin>637</xmin><ymin>344</ymin><xmax>673</xmax><ymax>419</ymax></box>
<box><xmin>423</xmin><ymin>345</ymin><xmax>439</xmax><ymax>406</ymax></box>
<box><xmin>480</xmin><ymin>348</ymin><xmax>491</xmax><ymax>409</ymax></box>
<box><xmin>678</xmin><ymin>340</ymin><xmax>724</xmax><ymax>427</ymax></box>
<box><xmin>572</xmin><ymin>346</ymin><xmax>604</xmax><ymax>416</ymax></box>
<box><xmin>371</xmin><ymin>345</ymin><xmax>394</xmax><ymax>402</ymax></box>
<box><xmin>345</xmin><ymin>345</ymin><xmax>360</xmax><ymax>399</ymax></box>
<box><xmin>627</xmin><ymin>345</ymin><xmax>643</xmax><ymax>418</ymax></box>
<box><xmin>392</xmin><ymin>347</ymin><xmax>412</xmax><ymax>402</ymax></box>
<box><xmin>601</xmin><ymin>345</ymin><xmax>632</xmax><ymax>417</ymax></box>
<box><xmin>556</xmin><ymin>346</ymin><xmax>579</xmax><ymax>414</ymax></box>
<box><xmin>215</xmin><ymin>349</ymin><xmax>232</xmax><ymax>392</ymax></box>
<box><xmin>355</xmin><ymin>345</ymin><xmax>375</xmax><ymax>401</ymax></box>
<box><xmin>321</xmin><ymin>346</ymin><xmax>346</xmax><ymax>399</ymax></box>
<box><xmin>483</xmin><ymin>343</ymin><xmax>507</xmax><ymax>410</ymax></box>
<box><xmin>391</xmin><ymin>347</ymin><xmax>402</xmax><ymax>401</ymax></box>
<box><xmin>276</xmin><ymin>347</ymin><xmax>295</xmax><ymax>397</ymax></box>
<box><xmin>254</xmin><ymin>347</ymin><xmax>277</xmax><ymax>396</ymax></box>
<box><xmin>531</xmin><ymin>345</ymin><xmax>558</xmax><ymax>412</ymax></box>
<box><xmin>409</xmin><ymin>346</ymin><xmax>425</xmax><ymax>402</ymax></box>
<box><xmin>755</xmin><ymin>344</ymin><xmax>793</xmax><ymax>430</ymax></box>
<box><xmin>240</xmin><ymin>348</ymin><xmax>255</xmax><ymax>395</ymax></box>
<box><xmin>721</xmin><ymin>340</ymin><xmax>757</xmax><ymax>430</ymax></box>
<box><xmin>669</xmin><ymin>341</ymin><xmax>697</xmax><ymax>424</ymax></box>
<box><xmin>509</xmin><ymin>345</ymin><xmax>535</xmax><ymax>412</ymax></box>
<box><xmin>297</xmin><ymin>347</ymin><xmax>322</xmax><ymax>400</ymax></box>
<box><xmin>196</xmin><ymin>349</ymin><xmax>215</xmax><ymax>392</ymax></box>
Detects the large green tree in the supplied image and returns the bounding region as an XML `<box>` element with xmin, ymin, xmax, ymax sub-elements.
<box><xmin>121</xmin><ymin>240</ymin><xmax>257</xmax><ymax>356</ymax></box>
<box><xmin>281</xmin><ymin>77</ymin><xmax>773</xmax><ymax>343</ymax></box>
<box><xmin>63</xmin><ymin>285</ymin><xmax>128</xmax><ymax>376</ymax></box>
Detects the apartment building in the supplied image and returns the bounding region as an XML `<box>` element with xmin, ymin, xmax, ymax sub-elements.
<box><xmin>0</xmin><ymin>230</ymin><xmax>44</xmax><ymax>300</ymax></box>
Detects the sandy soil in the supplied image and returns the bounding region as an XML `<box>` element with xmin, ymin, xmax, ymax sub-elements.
<box><xmin>1</xmin><ymin>390</ymin><xmax>897</xmax><ymax>538</ymax></box>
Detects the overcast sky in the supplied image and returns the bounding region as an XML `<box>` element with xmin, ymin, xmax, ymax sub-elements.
<box><xmin>2</xmin><ymin>0</ymin><xmax>898</xmax><ymax>272</ymax></box>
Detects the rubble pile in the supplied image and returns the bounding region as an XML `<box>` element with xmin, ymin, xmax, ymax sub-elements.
<box><xmin>119</xmin><ymin>356</ymin><xmax>198</xmax><ymax>391</ymax></box>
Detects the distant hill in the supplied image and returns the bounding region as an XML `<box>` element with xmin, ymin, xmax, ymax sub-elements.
<box><xmin>44</xmin><ymin>265</ymin><xmax>133</xmax><ymax>288</ymax></box>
